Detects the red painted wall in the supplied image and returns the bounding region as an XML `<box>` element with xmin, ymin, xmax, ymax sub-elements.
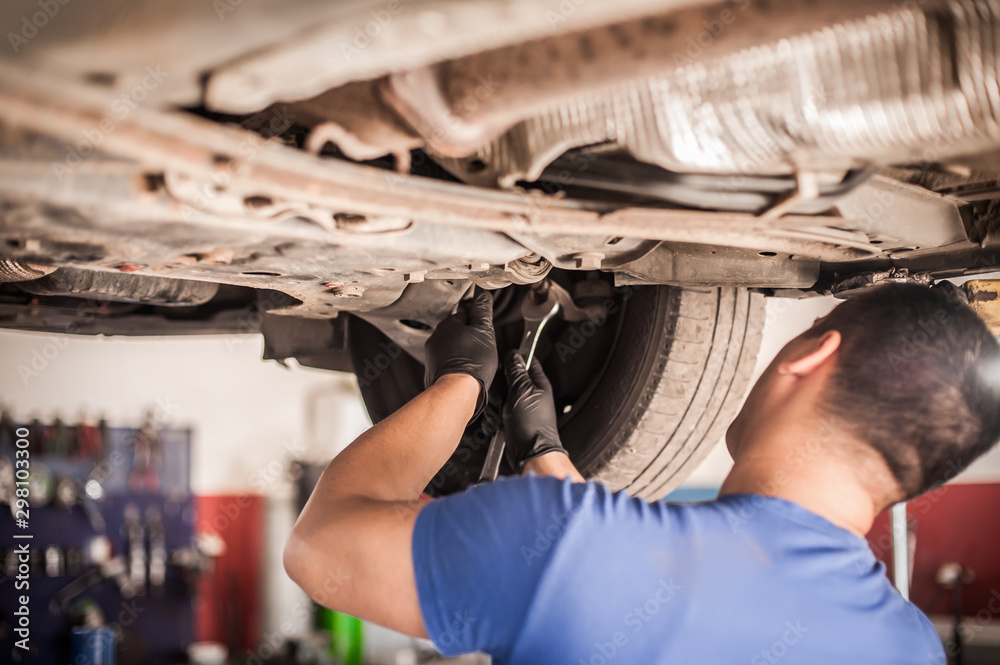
<box><xmin>194</xmin><ymin>494</ymin><xmax>265</xmax><ymax>653</ymax></box>
<box><xmin>867</xmin><ymin>484</ymin><xmax>1000</xmax><ymax>618</ymax></box>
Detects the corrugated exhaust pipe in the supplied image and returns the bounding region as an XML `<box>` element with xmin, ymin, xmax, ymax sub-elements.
<box><xmin>0</xmin><ymin>259</ymin><xmax>56</xmax><ymax>283</ymax></box>
<box><xmin>424</xmin><ymin>0</ymin><xmax>1000</xmax><ymax>185</ymax></box>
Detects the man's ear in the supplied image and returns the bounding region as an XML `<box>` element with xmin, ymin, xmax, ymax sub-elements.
<box><xmin>777</xmin><ymin>331</ymin><xmax>841</xmax><ymax>377</ymax></box>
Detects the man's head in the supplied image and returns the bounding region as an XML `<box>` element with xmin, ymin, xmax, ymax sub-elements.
<box><xmin>727</xmin><ymin>282</ymin><xmax>1000</xmax><ymax>503</ymax></box>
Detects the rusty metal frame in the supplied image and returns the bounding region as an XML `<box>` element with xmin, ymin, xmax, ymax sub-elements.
<box><xmin>0</xmin><ymin>63</ymin><xmax>878</xmax><ymax>267</ymax></box>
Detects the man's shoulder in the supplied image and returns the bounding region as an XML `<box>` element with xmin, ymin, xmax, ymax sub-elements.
<box><xmin>474</xmin><ymin>475</ymin><xmax>662</xmax><ymax>521</ymax></box>
<box><xmin>433</xmin><ymin>479</ymin><xmax>876</xmax><ymax>552</ymax></box>
<box><xmin>454</xmin><ymin>475</ymin><xmax>609</xmax><ymax>512</ymax></box>
<box><xmin>423</xmin><ymin>476</ymin><xmax>672</xmax><ymax>546</ymax></box>
<box><xmin>450</xmin><ymin>477</ymin><xmax>756</xmax><ymax>532</ymax></box>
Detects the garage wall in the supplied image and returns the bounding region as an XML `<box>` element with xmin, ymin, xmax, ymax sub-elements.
<box><xmin>0</xmin><ymin>330</ymin><xmax>370</xmax><ymax>492</ymax></box>
<box><xmin>0</xmin><ymin>329</ymin><xmax>371</xmax><ymax>644</ymax></box>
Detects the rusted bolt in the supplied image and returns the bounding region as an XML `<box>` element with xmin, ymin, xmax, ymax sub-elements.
<box><xmin>198</xmin><ymin>248</ymin><xmax>236</xmax><ymax>265</ymax></box>
<box><xmin>333</xmin><ymin>213</ymin><xmax>367</xmax><ymax>229</ymax></box>
<box><xmin>325</xmin><ymin>283</ymin><xmax>364</xmax><ymax>297</ymax></box>
<box><xmin>572</xmin><ymin>252</ymin><xmax>605</xmax><ymax>270</ymax></box>
<box><xmin>117</xmin><ymin>264</ymin><xmax>142</xmax><ymax>272</ymax></box>
<box><xmin>244</xmin><ymin>195</ymin><xmax>274</xmax><ymax>209</ymax></box>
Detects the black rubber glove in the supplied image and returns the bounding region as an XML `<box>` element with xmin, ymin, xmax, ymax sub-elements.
<box><xmin>503</xmin><ymin>351</ymin><xmax>569</xmax><ymax>471</ymax></box>
<box><xmin>424</xmin><ymin>291</ymin><xmax>498</xmax><ymax>419</ymax></box>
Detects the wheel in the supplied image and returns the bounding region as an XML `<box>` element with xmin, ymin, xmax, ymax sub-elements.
<box><xmin>349</xmin><ymin>283</ymin><xmax>764</xmax><ymax>500</ymax></box>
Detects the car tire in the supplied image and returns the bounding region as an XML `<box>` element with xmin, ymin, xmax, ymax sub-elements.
<box><xmin>349</xmin><ymin>285</ymin><xmax>764</xmax><ymax>499</ymax></box>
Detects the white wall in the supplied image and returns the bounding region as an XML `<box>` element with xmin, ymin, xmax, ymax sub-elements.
<box><xmin>0</xmin><ymin>330</ymin><xmax>370</xmax><ymax>493</ymax></box>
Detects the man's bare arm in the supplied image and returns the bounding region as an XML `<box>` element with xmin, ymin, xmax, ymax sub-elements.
<box><xmin>523</xmin><ymin>451</ymin><xmax>585</xmax><ymax>482</ymax></box>
<box><xmin>284</xmin><ymin>292</ymin><xmax>499</xmax><ymax>637</ymax></box>
<box><xmin>283</xmin><ymin>373</ymin><xmax>479</xmax><ymax>637</ymax></box>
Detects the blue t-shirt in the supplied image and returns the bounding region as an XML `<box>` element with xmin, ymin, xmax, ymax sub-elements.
<box><xmin>412</xmin><ymin>476</ymin><xmax>943</xmax><ymax>664</ymax></box>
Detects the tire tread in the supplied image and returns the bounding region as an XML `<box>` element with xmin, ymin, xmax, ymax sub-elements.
<box><xmin>592</xmin><ymin>287</ymin><xmax>764</xmax><ymax>499</ymax></box>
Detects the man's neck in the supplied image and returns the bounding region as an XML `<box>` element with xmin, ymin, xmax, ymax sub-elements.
<box><xmin>718</xmin><ymin>447</ymin><xmax>882</xmax><ymax>537</ymax></box>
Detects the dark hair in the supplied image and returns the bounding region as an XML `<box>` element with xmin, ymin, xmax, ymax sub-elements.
<box><xmin>807</xmin><ymin>282</ymin><xmax>1000</xmax><ymax>500</ymax></box>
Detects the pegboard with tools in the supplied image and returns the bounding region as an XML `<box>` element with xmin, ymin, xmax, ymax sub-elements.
<box><xmin>0</xmin><ymin>415</ymin><xmax>213</xmax><ymax>665</ymax></box>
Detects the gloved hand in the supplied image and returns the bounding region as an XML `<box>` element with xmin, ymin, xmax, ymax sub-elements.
<box><xmin>424</xmin><ymin>291</ymin><xmax>498</xmax><ymax>418</ymax></box>
<box><xmin>503</xmin><ymin>351</ymin><xmax>569</xmax><ymax>471</ymax></box>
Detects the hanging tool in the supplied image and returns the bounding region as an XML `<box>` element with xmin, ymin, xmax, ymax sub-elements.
<box><xmin>75</xmin><ymin>421</ymin><xmax>103</xmax><ymax>461</ymax></box>
<box><xmin>49</xmin><ymin>417</ymin><xmax>70</xmax><ymax>458</ymax></box>
<box><xmin>479</xmin><ymin>282</ymin><xmax>562</xmax><ymax>483</ymax></box>
<box><xmin>50</xmin><ymin>554</ymin><xmax>135</xmax><ymax>611</ymax></box>
<box><xmin>129</xmin><ymin>413</ymin><xmax>162</xmax><ymax>492</ymax></box>
<box><xmin>147</xmin><ymin>507</ymin><xmax>167</xmax><ymax>596</ymax></box>
<box><xmin>123</xmin><ymin>503</ymin><xmax>147</xmax><ymax>595</ymax></box>
<box><xmin>0</xmin><ymin>410</ymin><xmax>16</xmax><ymax>447</ymax></box>
<box><xmin>29</xmin><ymin>418</ymin><xmax>44</xmax><ymax>456</ymax></box>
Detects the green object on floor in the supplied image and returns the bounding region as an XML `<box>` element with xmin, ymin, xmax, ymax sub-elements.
<box><xmin>317</xmin><ymin>606</ymin><xmax>364</xmax><ymax>665</ymax></box>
